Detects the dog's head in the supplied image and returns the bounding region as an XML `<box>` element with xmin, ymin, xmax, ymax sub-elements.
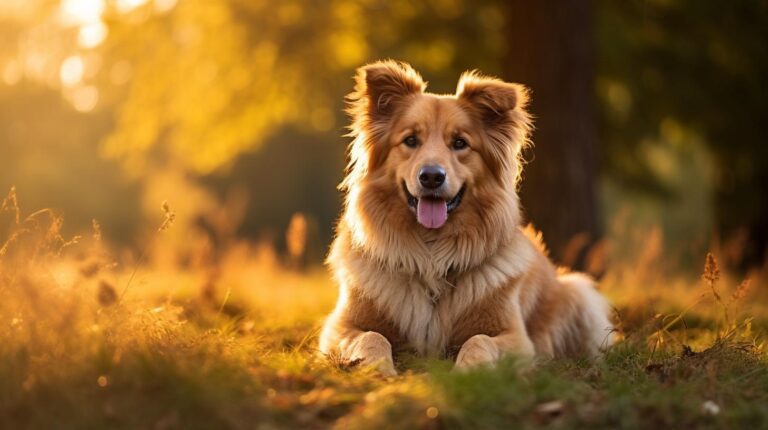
<box><xmin>343</xmin><ymin>60</ymin><xmax>532</xmax><ymax>233</ymax></box>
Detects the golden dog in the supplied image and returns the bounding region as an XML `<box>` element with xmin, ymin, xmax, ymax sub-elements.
<box><xmin>320</xmin><ymin>60</ymin><xmax>613</xmax><ymax>375</ymax></box>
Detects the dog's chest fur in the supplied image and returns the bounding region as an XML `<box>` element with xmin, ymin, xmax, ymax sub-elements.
<box><xmin>370</xmin><ymin>274</ymin><xmax>455</xmax><ymax>356</ymax></box>
<box><xmin>347</xmin><ymin>240</ymin><xmax>534</xmax><ymax>356</ymax></box>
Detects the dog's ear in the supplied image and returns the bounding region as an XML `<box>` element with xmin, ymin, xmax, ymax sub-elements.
<box><xmin>457</xmin><ymin>72</ymin><xmax>528</xmax><ymax>123</ymax></box>
<box><xmin>457</xmin><ymin>71</ymin><xmax>532</xmax><ymax>178</ymax></box>
<box><xmin>345</xmin><ymin>61</ymin><xmax>425</xmax><ymax>171</ymax></box>
<box><xmin>348</xmin><ymin>61</ymin><xmax>425</xmax><ymax>126</ymax></box>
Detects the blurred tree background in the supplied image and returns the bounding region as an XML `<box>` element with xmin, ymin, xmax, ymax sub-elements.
<box><xmin>1</xmin><ymin>0</ymin><xmax>766</xmax><ymax>272</ymax></box>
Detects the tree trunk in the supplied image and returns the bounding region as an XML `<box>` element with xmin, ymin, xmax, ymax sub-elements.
<box><xmin>504</xmin><ymin>0</ymin><xmax>599</xmax><ymax>269</ymax></box>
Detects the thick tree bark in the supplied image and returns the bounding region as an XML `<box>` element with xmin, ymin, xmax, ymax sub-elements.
<box><xmin>504</xmin><ymin>0</ymin><xmax>599</xmax><ymax>269</ymax></box>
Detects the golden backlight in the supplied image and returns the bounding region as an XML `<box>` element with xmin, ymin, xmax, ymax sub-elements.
<box><xmin>0</xmin><ymin>1</ymin><xmax>766</xmax><ymax>427</ymax></box>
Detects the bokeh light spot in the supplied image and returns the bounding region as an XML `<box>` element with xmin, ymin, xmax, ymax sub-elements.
<box><xmin>116</xmin><ymin>0</ymin><xmax>149</xmax><ymax>14</ymax></box>
<box><xmin>60</xmin><ymin>0</ymin><xmax>104</xmax><ymax>26</ymax></box>
<box><xmin>60</xmin><ymin>55</ymin><xmax>84</xmax><ymax>87</ymax></box>
<box><xmin>78</xmin><ymin>21</ymin><xmax>108</xmax><ymax>48</ymax></box>
<box><xmin>70</xmin><ymin>85</ymin><xmax>99</xmax><ymax>112</ymax></box>
<box><xmin>426</xmin><ymin>406</ymin><xmax>439</xmax><ymax>419</ymax></box>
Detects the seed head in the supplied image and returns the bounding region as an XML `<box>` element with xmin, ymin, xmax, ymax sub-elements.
<box><xmin>732</xmin><ymin>279</ymin><xmax>752</xmax><ymax>302</ymax></box>
<box><xmin>702</xmin><ymin>252</ymin><xmax>720</xmax><ymax>285</ymax></box>
<box><xmin>92</xmin><ymin>219</ymin><xmax>102</xmax><ymax>242</ymax></box>
<box><xmin>158</xmin><ymin>200</ymin><xmax>176</xmax><ymax>232</ymax></box>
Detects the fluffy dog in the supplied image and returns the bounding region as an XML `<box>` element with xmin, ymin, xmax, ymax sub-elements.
<box><xmin>320</xmin><ymin>60</ymin><xmax>613</xmax><ymax>375</ymax></box>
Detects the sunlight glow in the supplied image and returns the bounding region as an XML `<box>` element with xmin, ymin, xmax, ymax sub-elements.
<box><xmin>116</xmin><ymin>0</ymin><xmax>149</xmax><ymax>13</ymax></box>
<box><xmin>60</xmin><ymin>55</ymin><xmax>84</xmax><ymax>87</ymax></box>
<box><xmin>70</xmin><ymin>85</ymin><xmax>99</xmax><ymax>112</ymax></box>
<box><xmin>0</xmin><ymin>0</ymin><xmax>35</xmax><ymax>20</ymax></box>
<box><xmin>78</xmin><ymin>21</ymin><xmax>108</xmax><ymax>48</ymax></box>
<box><xmin>51</xmin><ymin>262</ymin><xmax>79</xmax><ymax>289</ymax></box>
<box><xmin>24</xmin><ymin>52</ymin><xmax>48</xmax><ymax>82</ymax></box>
<box><xmin>60</xmin><ymin>0</ymin><xmax>104</xmax><ymax>26</ymax></box>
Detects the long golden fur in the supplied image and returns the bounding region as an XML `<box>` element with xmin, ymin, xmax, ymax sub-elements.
<box><xmin>320</xmin><ymin>60</ymin><xmax>613</xmax><ymax>374</ymax></box>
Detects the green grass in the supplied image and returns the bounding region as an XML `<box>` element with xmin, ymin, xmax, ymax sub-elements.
<box><xmin>1</xmin><ymin>199</ymin><xmax>767</xmax><ymax>429</ymax></box>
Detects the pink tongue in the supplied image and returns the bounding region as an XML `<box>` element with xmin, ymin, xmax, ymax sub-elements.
<box><xmin>417</xmin><ymin>198</ymin><xmax>448</xmax><ymax>229</ymax></box>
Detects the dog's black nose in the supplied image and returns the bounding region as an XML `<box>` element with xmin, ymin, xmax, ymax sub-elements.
<box><xmin>418</xmin><ymin>165</ymin><xmax>446</xmax><ymax>189</ymax></box>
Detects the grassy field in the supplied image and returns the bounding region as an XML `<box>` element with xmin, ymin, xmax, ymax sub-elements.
<box><xmin>1</xmin><ymin>194</ymin><xmax>767</xmax><ymax>429</ymax></box>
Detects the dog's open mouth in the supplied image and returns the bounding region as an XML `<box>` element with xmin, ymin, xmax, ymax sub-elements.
<box><xmin>402</xmin><ymin>182</ymin><xmax>466</xmax><ymax>229</ymax></box>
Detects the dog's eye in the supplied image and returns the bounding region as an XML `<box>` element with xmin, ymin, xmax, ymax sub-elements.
<box><xmin>452</xmin><ymin>138</ymin><xmax>469</xmax><ymax>150</ymax></box>
<box><xmin>403</xmin><ymin>135</ymin><xmax>419</xmax><ymax>148</ymax></box>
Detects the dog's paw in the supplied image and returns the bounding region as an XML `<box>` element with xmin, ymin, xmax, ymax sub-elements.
<box><xmin>368</xmin><ymin>358</ymin><xmax>398</xmax><ymax>377</ymax></box>
<box><xmin>350</xmin><ymin>331</ymin><xmax>397</xmax><ymax>376</ymax></box>
<box><xmin>454</xmin><ymin>334</ymin><xmax>499</xmax><ymax>370</ymax></box>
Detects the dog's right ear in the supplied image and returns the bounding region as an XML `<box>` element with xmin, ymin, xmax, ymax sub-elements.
<box><xmin>347</xmin><ymin>61</ymin><xmax>425</xmax><ymax>127</ymax></box>
<box><xmin>456</xmin><ymin>71</ymin><xmax>532</xmax><ymax>179</ymax></box>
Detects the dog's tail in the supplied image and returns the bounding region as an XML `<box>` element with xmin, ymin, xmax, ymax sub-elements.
<box><xmin>552</xmin><ymin>273</ymin><xmax>614</xmax><ymax>358</ymax></box>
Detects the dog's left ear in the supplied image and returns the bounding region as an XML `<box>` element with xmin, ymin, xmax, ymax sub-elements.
<box><xmin>457</xmin><ymin>72</ymin><xmax>532</xmax><ymax>177</ymax></box>
<box><xmin>348</xmin><ymin>60</ymin><xmax>426</xmax><ymax>127</ymax></box>
<box><xmin>346</xmin><ymin>61</ymin><xmax>425</xmax><ymax>170</ymax></box>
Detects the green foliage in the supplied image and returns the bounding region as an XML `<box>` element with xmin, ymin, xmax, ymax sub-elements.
<box><xmin>97</xmin><ymin>0</ymin><xmax>508</xmax><ymax>175</ymax></box>
<box><xmin>598</xmin><ymin>0</ymin><xmax>768</xmax><ymax>263</ymax></box>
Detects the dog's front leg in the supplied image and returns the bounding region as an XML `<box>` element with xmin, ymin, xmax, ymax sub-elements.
<box><xmin>454</xmin><ymin>310</ymin><xmax>534</xmax><ymax>370</ymax></box>
<box><xmin>320</xmin><ymin>318</ymin><xmax>397</xmax><ymax>376</ymax></box>
<box><xmin>336</xmin><ymin>330</ymin><xmax>397</xmax><ymax>376</ymax></box>
<box><xmin>319</xmin><ymin>283</ymin><xmax>399</xmax><ymax>376</ymax></box>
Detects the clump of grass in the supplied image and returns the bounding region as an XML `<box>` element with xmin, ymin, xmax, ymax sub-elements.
<box><xmin>701</xmin><ymin>252</ymin><xmax>759</xmax><ymax>345</ymax></box>
<box><xmin>703</xmin><ymin>252</ymin><xmax>729</xmax><ymax>325</ymax></box>
<box><xmin>642</xmin><ymin>250</ymin><xmax>762</xmax><ymax>360</ymax></box>
<box><xmin>119</xmin><ymin>200</ymin><xmax>177</xmax><ymax>303</ymax></box>
<box><xmin>1</xmin><ymin>185</ymin><xmax>20</xmax><ymax>226</ymax></box>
